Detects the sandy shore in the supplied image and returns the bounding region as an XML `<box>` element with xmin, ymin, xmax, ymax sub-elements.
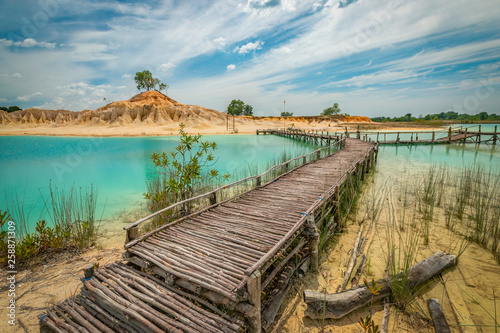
<box><xmin>0</xmin><ymin>120</ymin><xmax>445</xmax><ymax>137</ymax></box>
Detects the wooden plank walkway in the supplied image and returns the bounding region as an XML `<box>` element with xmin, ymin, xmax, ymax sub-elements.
<box><xmin>126</xmin><ymin>138</ymin><xmax>373</xmax><ymax>297</ymax></box>
<box><xmin>257</xmin><ymin>128</ymin><xmax>337</xmax><ymax>145</ymax></box>
<box><xmin>39</xmin><ymin>137</ymin><xmax>376</xmax><ymax>333</ymax></box>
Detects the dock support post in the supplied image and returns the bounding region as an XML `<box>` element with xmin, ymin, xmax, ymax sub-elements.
<box><xmin>448</xmin><ymin>127</ymin><xmax>452</xmax><ymax>142</ymax></box>
<box><xmin>432</xmin><ymin>131</ymin><xmax>435</xmax><ymax>142</ymax></box>
<box><xmin>84</xmin><ymin>264</ymin><xmax>95</xmax><ymax>280</ymax></box>
<box><xmin>494</xmin><ymin>125</ymin><xmax>497</xmax><ymax>145</ymax></box>
<box><xmin>334</xmin><ymin>186</ymin><xmax>341</xmax><ymax>225</ymax></box>
<box><xmin>247</xmin><ymin>271</ymin><xmax>262</xmax><ymax>333</ymax></box>
<box><xmin>303</xmin><ymin>156</ymin><xmax>307</xmax><ymax>165</ymax></box>
<box><xmin>376</xmin><ymin>132</ymin><xmax>379</xmax><ymax>143</ymax></box>
<box><xmin>317</xmin><ymin>150</ymin><xmax>321</xmax><ymax>160</ymax></box>
<box><xmin>306</xmin><ymin>214</ymin><xmax>319</xmax><ymax>273</ymax></box>
<box><xmin>126</xmin><ymin>226</ymin><xmax>139</xmax><ymax>243</ymax></box>
<box><xmin>328</xmin><ymin>145</ymin><xmax>331</xmax><ymax>155</ymax></box>
<box><xmin>357</xmin><ymin>125</ymin><xmax>360</xmax><ymax>139</ymax></box>
<box><xmin>396</xmin><ymin>132</ymin><xmax>400</xmax><ymax>144</ymax></box>
<box><xmin>256</xmin><ymin>176</ymin><xmax>261</xmax><ymax>187</ymax></box>
<box><xmin>209</xmin><ymin>192</ymin><xmax>217</xmax><ymax>205</ymax></box>
<box><xmin>478</xmin><ymin>125</ymin><xmax>481</xmax><ymax>143</ymax></box>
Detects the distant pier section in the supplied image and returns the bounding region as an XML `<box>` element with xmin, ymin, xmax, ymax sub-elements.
<box><xmin>257</xmin><ymin>128</ymin><xmax>339</xmax><ymax>146</ymax></box>
<box><xmin>258</xmin><ymin>125</ymin><xmax>498</xmax><ymax>145</ymax></box>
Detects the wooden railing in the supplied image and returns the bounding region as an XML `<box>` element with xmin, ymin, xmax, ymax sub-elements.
<box><xmin>123</xmin><ymin>137</ymin><xmax>347</xmax><ymax>237</ymax></box>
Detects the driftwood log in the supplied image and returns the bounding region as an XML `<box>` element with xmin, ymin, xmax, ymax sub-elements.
<box><xmin>427</xmin><ymin>298</ymin><xmax>451</xmax><ymax>333</ymax></box>
<box><xmin>303</xmin><ymin>251</ymin><xmax>456</xmax><ymax>319</ymax></box>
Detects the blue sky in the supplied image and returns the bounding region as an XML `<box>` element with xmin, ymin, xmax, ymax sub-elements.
<box><xmin>1</xmin><ymin>0</ymin><xmax>500</xmax><ymax>117</ymax></box>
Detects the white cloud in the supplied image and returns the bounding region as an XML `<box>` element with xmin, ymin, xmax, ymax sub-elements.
<box><xmin>214</xmin><ymin>37</ymin><xmax>226</xmax><ymax>49</ymax></box>
<box><xmin>0</xmin><ymin>98</ymin><xmax>8</xmax><ymax>103</ymax></box>
<box><xmin>1</xmin><ymin>38</ymin><xmax>56</xmax><ymax>49</ymax></box>
<box><xmin>0</xmin><ymin>73</ymin><xmax>22</xmax><ymax>78</ymax></box>
<box><xmin>227</xmin><ymin>64</ymin><xmax>236</xmax><ymax>71</ymax></box>
<box><xmin>159</xmin><ymin>63</ymin><xmax>175</xmax><ymax>73</ymax></box>
<box><xmin>234</xmin><ymin>40</ymin><xmax>264</xmax><ymax>54</ymax></box>
<box><xmin>122</xmin><ymin>74</ymin><xmax>132</xmax><ymax>78</ymax></box>
<box><xmin>17</xmin><ymin>92</ymin><xmax>42</xmax><ymax>101</ymax></box>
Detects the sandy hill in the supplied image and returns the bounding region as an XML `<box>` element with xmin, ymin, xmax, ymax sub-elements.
<box><xmin>0</xmin><ymin>91</ymin><xmax>373</xmax><ymax>136</ymax></box>
<box><xmin>0</xmin><ymin>91</ymin><xmax>227</xmax><ymax>128</ymax></box>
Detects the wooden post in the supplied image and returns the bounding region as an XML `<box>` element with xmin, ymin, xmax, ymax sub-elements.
<box><xmin>126</xmin><ymin>226</ymin><xmax>139</xmax><ymax>243</ymax></box>
<box><xmin>303</xmin><ymin>156</ymin><xmax>307</xmax><ymax>165</ymax></box>
<box><xmin>376</xmin><ymin>132</ymin><xmax>379</xmax><ymax>143</ymax></box>
<box><xmin>256</xmin><ymin>176</ymin><xmax>261</xmax><ymax>187</ymax></box>
<box><xmin>334</xmin><ymin>186</ymin><xmax>341</xmax><ymax>225</ymax></box>
<box><xmin>416</xmin><ymin>133</ymin><xmax>418</xmax><ymax>142</ymax></box>
<box><xmin>307</xmin><ymin>214</ymin><xmax>319</xmax><ymax>272</ymax></box>
<box><xmin>256</xmin><ymin>130</ymin><xmax>259</xmax><ymax>135</ymax></box>
<box><xmin>285</xmin><ymin>162</ymin><xmax>289</xmax><ymax>172</ymax></box>
<box><xmin>448</xmin><ymin>127</ymin><xmax>451</xmax><ymax>142</ymax></box>
<box><xmin>477</xmin><ymin>124</ymin><xmax>481</xmax><ymax>142</ymax></box>
<box><xmin>209</xmin><ymin>192</ymin><xmax>217</xmax><ymax>205</ymax></box>
<box><xmin>84</xmin><ymin>264</ymin><xmax>94</xmax><ymax>279</ymax></box>
<box><xmin>384</xmin><ymin>133</ymin><xmax>386</xmax><ymax>141</ymax></box>
<box><xmin>317</xmin><ymin>150</ymin><xmax>321</xmax><ymax>160</ymax></box>
<box><xmin>357</xmin><ymin>125</ymin><xmax>360</xmax><ymax>139</ymax></box>
<box><xmin>464</xmin><ymin>128</ymin><xmax>468</xmax><ymax>144</ymax></box>
<box><xmin>360</xmin><ymin>160</ymin><xmax>365</xmax><ymax>181</ymax></box>
<box><xmin>396</xmin><ymin>132</ymin><xmax>400</xmax><ymax>143</ymax></box>
<box><xmin>411</xmin><ymin>133</ymin><xmax>413</xmax><ymax>144</ymax></box>
<box><xmin>432</xmin><ymin>131</ymin><xmax>435</xmax><ymax>142</ymax></box>
<box><xmin>247</xmin><ymin>271</ymin><xmax>262</xmax><ymax>333</ymax></box>
<box><xmin>494</xmin><ymin>125</ymin><xmax>497</xmax><ymax>145</ymax></box>
<box><xmin>345</xmin><ymin>127</ymin><xmax>349</xmax><ymax>138</ymax></box>
<box><xmin>328</xmin><ymin>145</ymin><xmax>331</xmax><ymax>155</ymax></box>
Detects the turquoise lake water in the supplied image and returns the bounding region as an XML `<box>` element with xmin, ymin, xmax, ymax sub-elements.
<box><xmin>1</xmin><ymin>127</ymin><xmax>499</xmax><ymax>233</ymax></box>
<box><xmin>0</xmin><ymin>135</ymin><xmax>320</xmax><ymax>231</ymax></box>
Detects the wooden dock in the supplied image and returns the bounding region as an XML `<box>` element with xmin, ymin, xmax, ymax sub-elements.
<box><xmin>39</xmin><ymin>137</ymin><xmax>377</xmax><ymax>333</ymax></box>
<box><xmin>257</xmin><ymin>128</ymin><xmax>338</xmax><ymax>146</ymax></box>
<box><xmin>352</xmin><ymin>125</ymin><xmax>498</xmax><ymax>145</ymax></box>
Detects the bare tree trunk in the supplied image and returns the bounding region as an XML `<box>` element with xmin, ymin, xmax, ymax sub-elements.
<box><xmin>304</xmin><ymin>252</ymin><xmax>456</xmax><ymax>319</ymax></box>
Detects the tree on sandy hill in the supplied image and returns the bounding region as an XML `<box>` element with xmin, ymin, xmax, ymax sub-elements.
<box><xmin>321</xmin><ymin>103</ymin><xmax>341</xmax><ymax>116</ymax></box>
<box><xmin>135</xmin><ymin>70</ymin><xmax>167</xmax><ymax>92</ymax></box>
<box><xmin>243</xmin><ymin>104</ymin><xmax>253</xmax><ymax>116</ymax></box>
<box><xmin>227</xmin><ymin>99</ymin><xmax>244</xmax><ymax>115</ymax></box>
<box><xmin>227</xmin><ymin>99</ymin><xmax>254</xmax><ymax>115</ymax></box>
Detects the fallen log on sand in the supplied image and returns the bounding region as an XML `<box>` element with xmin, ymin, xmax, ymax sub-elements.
<box><xmin>427</xmin><ymin>298</ymin><xmax>451</xmax><ymax>333</ymax></box>
<box><xmin>303</xmin><ymin>251</ymin><xmax>456</xmax><ymax>319</ymax></box>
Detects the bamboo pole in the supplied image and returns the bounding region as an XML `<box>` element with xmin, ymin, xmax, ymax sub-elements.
<box><xmin>247</xmin><ymin>271</ymin><xmax>262</xmax><ymax>333</ymax></box>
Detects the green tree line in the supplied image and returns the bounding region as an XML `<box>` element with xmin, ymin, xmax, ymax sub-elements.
<box><xmin>372</xmin><ymin>111</ymin><xmax>500</xmax><ymax>122</ymax></box>
<box><xmin>0</xmin><ymin>106</ymin><xmax>22</xmax><ymax>113</ymax></box>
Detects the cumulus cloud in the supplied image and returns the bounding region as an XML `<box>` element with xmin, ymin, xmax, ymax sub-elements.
<box><xmin>234</xmin><ymin>40</ymin><xmax>264</xmax><ymax>54</ymax></box>
<box><xmin>159</xmin><ymin>63</ymin><xmax>175</xmax><ymax>73</ymax></box>
<box><xmin>17</xmin><ymin>92</ymin><xmax>42</xmax><ymax>101</ymax></box>
<box><xmin>214</xmin><ymin>37</ymin><xmax>226</xmax><ymax>49</ymax></box>
<box><xmin>122</xmin><ymin>74</ymin><xmax>132</xmax><ymax>78</ymax></box>
<box><xmin>0</xmin><ymin>38</ymin><xmax>56</xmax><ymax>49</ymax></box>
<box><xmin>227</xmin><ymin>64</ymin><xmax>236</xmax><ymax>71</ymax></box>
<box><xmin>0</xmin><ymin>73</ymin><xmax>22</xmax><ymax>78</ymax></box>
